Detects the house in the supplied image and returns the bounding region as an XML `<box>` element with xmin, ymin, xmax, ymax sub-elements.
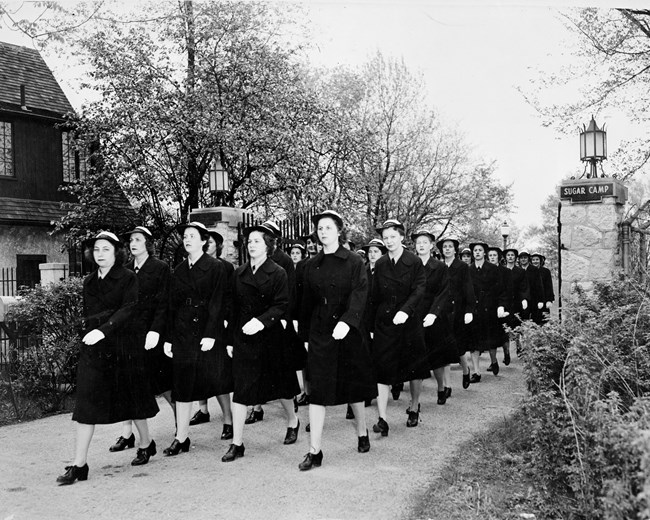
<box><xmin>0</xmin><ymin>42</ymin><xmax>134</xmax><ymax>294</ymax></box>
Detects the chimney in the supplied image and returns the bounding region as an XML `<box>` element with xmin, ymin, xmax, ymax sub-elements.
<box><xmin>20</xmin><ymin>85</ymin><xmax>28</xmax><ymax>110</ymax></box>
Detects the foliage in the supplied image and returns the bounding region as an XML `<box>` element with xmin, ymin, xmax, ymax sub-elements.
<box><xmin>3</xmin><ymin>277</ymin><xmax>83</xmax><ymax>414</ymax></box>
<box><xmin>520</xmin><ymin>277</ymin><xmax>650</xmax><ymax>519</ymax></box>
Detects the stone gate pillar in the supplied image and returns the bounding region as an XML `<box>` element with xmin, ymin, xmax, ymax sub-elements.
<box><xmin>189</xmin><ymin>206</ymin><xmax>248</xmax><ymax>266</ymax></box>
<box><xmin>559</xmin><ymin>178</ymin><xmax>628</xmax><ymax>300</ymax></box>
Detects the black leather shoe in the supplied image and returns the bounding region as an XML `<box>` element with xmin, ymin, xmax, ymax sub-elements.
<box><xmin>189</xmin><ymin>410</ymin><xmax>210</xmax><ymax>426</ymax></box>
<box><xmin>437</xmin><ymin>390</ymin><xmax>447</xmax><ymax>405</ymax></box>
<box><xmin>358</xmin><ymin>432</ymin><xmax>370</xmax><ymax>453</ymax></box>
<box><xmin>221</xmin><ymin>443</ymin><xmax>245</xmax><ymax>462</ymax></box>
<box><xmin>486</xmin><ymin>363</ymin><xmax>494</xmax><ymax>373</ymax></box>
<box><xmin>163</xmin><ymin>437</ymin><xmax>190</xmax><ymax>456</ymax></box>
<box><xmin>462</xmin><ymin>370</ymin><xmax>471</xmax><ymax>389</ymax></box>
<box><xmin>221</xmin><ymin>424</ymin><xmax>233</xmax><ymax>440</ymax></box>
<box><xmin>305</xmin><ymin>423</ymin><xmax>310</xmax><ymax>432</ymax></box>
<box><xmin>244</xmin><ymin>408</ymin><xmax>264</xmax><ymax>425</ymax></box>
<box><xmin>296</xmin><ymin>393</ymin><xmax>310</xmax><ymax>406</ymax></box>
<box><xmin>503</xmin><ymin>348</ymin><xmax>511</xmax><ymax>366</ymax></box>
<box><xmin>372</xmin><ymin>417</ymin><xmax>389</xmax><ymax>437</ymax></box>
<box><xmin>346</xmin><ymin>404</ymin><xmax>355</xmax><ymax>420</ymax></box>
<box><xmin>294</xmin><ymin>397</ymin><xmax>299</xmax><ymax>413</ymax></box>
<box><xmin>492</xmin><ymin>361</ymin><xmax>500</xmax><ymax>376</ymax></box>
<box><xmin>109</xmin><ymin>433</ymin><xmax>135</xmax><ymax>452</ymax></box>
<box><xmin>283</xmin><ymin>420</ymin><xmax>300</xmax><ymax>445</ymax></box>
<box><xmin>57</xmin><ymin>464</ymin><xmax>89</xmax><ymax>485</ymax></box>
<box><xmin>406</xmin><ymin>404</ymin><xmax>420</xmax><ymax>427</ymax></box>
<box><xmin>298</xmin><ymin>451</ymin><xmax>323</xmax><ymax>471</ymax></box>
<box><xmin>469</xmin><ymin>373</ymin><xmax>481</xmax><ymax>383</ymax></box>
<box><xmin>131</xmin><ymin>440</ymin><xmax>156</xmax><ymax>466</ymax></box>
<box><xmin>444</xmin><ymin>387</ymin><xmax>452</xmax><ymax>399</ymax></box>
<box><xmin>391</xmin><ymin>382</ymin><xmax>403</xmax><ymax>400</ymax></box>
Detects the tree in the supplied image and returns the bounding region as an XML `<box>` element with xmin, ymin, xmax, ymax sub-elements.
<box><xmin>524</xmin><ymin>8</ymin><xmax>650</xmax><ymax>180</ymax></box>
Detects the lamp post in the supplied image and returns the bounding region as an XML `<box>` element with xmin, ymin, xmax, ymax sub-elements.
<box><xmin>579</xmin><ymin>116</ymin><xmax>607</xmax><ymax>179</ymax></box>
<box><xmin>208</xmin><ymin>156</ymin><xmax>229</xmax><ymax>207</ymax></box>
<box><xmin>500</xmin><ymin>220</ymin><xmax>510</xmax><ymax>250</ymax></box>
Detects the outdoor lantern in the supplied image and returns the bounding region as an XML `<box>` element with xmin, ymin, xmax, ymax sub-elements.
<box><xmin>208</xmin><ymin>156</ymin><xmax>229</xmax><ymax>205</ymax></box>
<box><xmin>579</xmin><ymin>116</ymin><xmax>607</xmax><ymax>178</ymax></box>
<box><xmin>500</xmin><ymin>220</ymin><xmax>510</xmax><ymax>250</ymax></box>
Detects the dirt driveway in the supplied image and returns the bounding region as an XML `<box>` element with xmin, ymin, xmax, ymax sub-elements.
<box><xmin>0</xmin><ymin>356</ymin><xmax>524</xmax><ymax>520</ymax></box>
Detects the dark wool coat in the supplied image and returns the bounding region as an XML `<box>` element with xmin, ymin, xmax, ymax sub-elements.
<box><xmin>125</xmin><ymin>256</ymin><xmax>172</xmax><ymax>396</ymax></box>
<box><xmin>299</xmin><ymin>247</ymin><xmax>376</xmax><ymax>405</ymax></box>
<box><xmin>502</xmin><ymin>264</ymin><xmax>530</xmax><ymax>330</ymax></box>
<box><xmin>73</xmin><ymin>266</ymin><xmax>159</xmax><ymax>424</ymax></box>
<box><xmin>368</xmin><ymin>249</ymin><xmax>430</xmax><ymax>384</ymax></box>
<box><xmin>539</xmin><ymin>265</ymin><xmax>554</xmax><ymax>322</ymax></box>
<box><xmin>416</xmin><ymin>257</ymin><xmax>457</xmax><ymax>370</ymax></box>
<box><xmin>468</xmin><ymin>261</ymin><xmax>508</xmax><ymax>351</ymax></box>
<box><xmin>521</xmin><ymin>264</ymin><xmax>545</xmax><ymax>324</ymax></box>
<box><xmin>228</xmin><ymin>258</ymin><xmax>299</xmax><ymax>405</ymax></box>
<box><xmin>167</xmin><ymin>253</ymin><xmax>233</xmax><ymax>402</ymax></box>
<box><xmin>441</xmin><ymin>258</ymin><xmax>475</xmax><ymax>356</ymax></box>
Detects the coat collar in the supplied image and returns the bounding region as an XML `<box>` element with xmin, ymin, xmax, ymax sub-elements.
<box><xmin>312</xmin><ymin>245</ymin><xmax>350</xmax><ymax>267</ymax></box>
<box><xmin>236</xmin><ymin>257</ymin><xmax>277</xmax><ymax>277</ymax></box>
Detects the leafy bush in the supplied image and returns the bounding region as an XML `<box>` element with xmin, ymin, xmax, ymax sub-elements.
<box><xmin>520</xmin><ymin>277</ymin><xmax>650</xmax><ymax>519</ymax></box>
<box><xmin>3</xmin><ymin>277</ymin><xmax>84</xmax><ymax>415</ymax></box>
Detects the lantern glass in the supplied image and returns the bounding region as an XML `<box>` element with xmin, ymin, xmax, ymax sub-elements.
<box><xmin>500</xmin><ymin>221</ymin><xmax>510</xmax><ymax>238</ymax></box>
<box><xmin>580</xmin><ymin>117</ymin><xmax>607</xmax><ymax>161</ymax></box>
<box><xmin>209</xmin><ymin>158</ymin><xmax>229</xmax><ymax>193</ymax></box>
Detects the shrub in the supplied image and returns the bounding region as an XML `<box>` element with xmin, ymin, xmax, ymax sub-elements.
<box><xmin>3</xmin><ymin>277</ymin><xmax>84</xmax><ymax>415</ymax></box>
<box><xmin>520</xmin><ymin>277</ymin><xmax>650</xmax><ymax>519</ymax></box>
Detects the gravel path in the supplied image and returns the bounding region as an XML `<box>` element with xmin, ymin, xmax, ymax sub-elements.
<box><xmin>0</xmin><ymin>354</ymin><xmax>524</xmax><ymax>520</ymax></box>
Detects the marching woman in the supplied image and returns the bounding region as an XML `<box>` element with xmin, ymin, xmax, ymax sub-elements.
<box><xmin>289</xmin><ymin>240</ymin><xmax>307</xmax><ymax>267</ymax></box>
<box><xmin>436</xmin><ymin>237</ymin><xmax>475</xmax><ymax>390</ymax></box>
<box><xmin>162</xmin><ymin>221</ymin><xmax>232</xmax><ymax>456</ymax></box>
<box><xmin>467</xmin><ymin>242</ymin><xmax>507</xmax><ymax>381</ymax></box>
<box><xmin>503</xmin><ymin>248</ymin><xmax>529</xmax><ymax>361</ymax></box>
<box><xmin>188</xmin><ymin>229</ymin><xmax>234</xmax><ymax>440</ymax></box>
<box><xmin>411</xmin><ymin>229</ymin><xmax>453</xmax><ymax>405</ymax></box>
<box><xmin>368</xmin><ymin>219</ymin><xmax>429</xmax><ymax>434</ymax></box>
<box><xmin>58</xmin><ymin>231</ymin><xmax>158</xmax><ymax>485</ymax></box>
<box><xmin>109</xmin><ymin>227</ymin><xmax>173</xmax><ymax>458</ymax></box>
<box><xmin>298</xmin><ymin>210</ymin><xmax>376</xmax><ymax>470</ymax></box>
<box><xmin>221</xmin><ymin>224</ymin><xmax>300</xmax><ymax>462</ymax></box>
<box><xmin>531</xmin><ymin>253</ymin><xmax>554</xmax><ymax>324</ymax></box>
<box><xmin>486</xmin><ymin>246</ymin><xmax>510</xmax><ymax>373</ymax></box>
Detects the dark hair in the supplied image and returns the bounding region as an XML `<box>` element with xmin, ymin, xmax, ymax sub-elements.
<box><xmin>314</xmin><ymin>215</ymin><xmax>347</xmax><ymax>246</ymax></box>
<box><xmin>246</xmin><ymin>230</ymin><xmax>276</xmax><ymax>257</ymax></box>
<box><xmin>381</xmin><ymin>225</ymin><xmax>405</xmax><ymax>238</ymax></box>
<box><xmin>290</xmin><ymin>245</ymin><xmax>307</xmax><ymax>259</ymax></box>
<box><xmin>84</xmin><ymin>241</ymin><xmax>128</xmax><ymax>266</ymax></box>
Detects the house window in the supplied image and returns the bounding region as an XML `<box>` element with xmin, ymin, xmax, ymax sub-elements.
<box><xmin>0</xmin><ymin>121</ymin><xmax>13</xmax><ymax>177</ymax></box>
<box><xmin>16</xmin><ymin>254</ymin><xmax>47</xmax><ymax>290</ymax></box>
<box><xmin>62</xmin><ymin>131</ymin><xmax>88</xmax><ymax>182</ymax></box>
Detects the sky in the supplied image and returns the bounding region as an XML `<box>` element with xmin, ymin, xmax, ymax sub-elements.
<box><xmin>0</xmin><ymin>0</ymin><xmax>645</xmax><ymax>234</ymax></box>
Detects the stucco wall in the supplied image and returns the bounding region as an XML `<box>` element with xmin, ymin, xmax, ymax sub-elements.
<box><xmin>0</xmin><ymin>225</ymin><xmax>68</xmax><ymax>268</ymax></box>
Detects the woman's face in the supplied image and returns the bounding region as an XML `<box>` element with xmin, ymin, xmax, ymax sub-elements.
<box><xmin>442</xmin><ymin>241</ymin><xmax>456</xmax><ymax>259</ymax></box>
<box><xmin>317</xmin><ymin>217</ymin><xmax>340</xmax><ymax>248</ymax></box>
<box><xmin>381</xmin><ymin>227</ymin><xmax>403</xmax><ymax>252</ymax></box>
<box><xmin>531</xmin><ymin>256</ymin><xmax>541</xmax><ymax>268</ymax></box>
<box><xmin>488</xmin><ymin>251</ymin><xmax>500</xmax><ymax>265</ymax></box>
<box><xmin>247</xmin><ymin>231</ymin><xmax>267</xmax><ymax>261</ymax></box>
<box><xmin>461</xmin><ymin>253</ymin><xmax>472</xmax><ymax>264</ymax></box>
<box><xmin>290</xmin><ymin>247</ymin><xmax>302</xmax><ymax>264</ymax></box>
<box><xmin>206</xmin><ymin>236</ymin><xmax>218</xmax><ymax>257</ymax></box>
<box><xmin>94</xmin><ymin>239</ymin><xmax>116</xmax><ymax>269</ymax></box>
<box><xmin>473</xmin><ymin>245</ymin><xmax>486</xmax><ymax>262</ymax></box>
<box><xmin>306</xmin><ymin>238</ymin><xmax>317</xmax><ymax>254</ymax></box>
<box><xmin>129</xmin><ymin>232</ymin><xmax>148</xmax><ymax>258</ymax></box>
<box><xmin>415</xmin><ymin>236</ymin><xmax>433</xmax><ymax>257</ymax></box>
<box><xmin>183</xmin><ymin>228</ymin><xmax>206</xmax><ymax>256</ymax></box>
<box><xmin>368</xmin><ymin>246</ymin><xmax>383</xmax><ymax>264</ymax></box>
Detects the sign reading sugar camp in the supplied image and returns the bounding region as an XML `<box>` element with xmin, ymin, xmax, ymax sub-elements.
<box><xmin>560</xmin><ymin>182</ymin><xmax>614</xmax><ymax>202</ymax></box>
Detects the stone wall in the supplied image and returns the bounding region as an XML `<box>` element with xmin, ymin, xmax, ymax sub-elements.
<box><xmin>559</xmin><ymin>178</ymin><xmax>627</xmax><ymax>299</ymax></box>
<box><xmin>189</xmin><ymin>206</ymin><xmax>249</xmax><ymax>266</ymax></box>
<box><xmin>0</xmin><ymin>225</ymin><xmax>67</xmax><ymax>268</ymax></box>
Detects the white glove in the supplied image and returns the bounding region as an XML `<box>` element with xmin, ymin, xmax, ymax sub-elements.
<box><xmin>522</xmin><ymin>300</ymin><xmax>528</xmax><ymax>310</ymax></box>
<box><xmin>423</xmin><ymin>314</ymin><xmax>436</xmax><ymax>327</ymax></box>
<box><xmin>464</xmin><ymin>313</ymin><xmax>473</xmax><ymax>325</ymax></box>
<box><xmin>304</xmin><ymin>342</ymin><xmax>309</xmax><ymax>351</ymax></box>
<box><xmin>370</xmin><ymin>332</ymin><xmax>374</xmax><ymax>339</ymax></box>
<box><xmin>281</xmin><ymin>319</ymin><xmax>287</xmax><ymax>329</ymax></box>
<box><xmin>144</xmin><ymin>331</ymin><xmax>159</xmax><ymax>350</ymax></box>
<box><xmin>497</xmin><ymin>306</ymin><xmax>506</xmax><ymax>319</ymax></box>
<box><xmin>163</xmin><ymin>342</ymin><xmax>173</xmax><ymax>358</ymax></box>
<box><xmin>200</xmin><ymin>337</ymin><xmax>215</xmax><ymax>351</ymax></box>
<box><xmin>332</xmin><ymin>321</ymin><xmax>350</xmax><ymax>340</ymax></box>
<box><xmin>226</xmin><ymin>345</ymin><xmax>233</xmax><ymax>358</ymax></box>
<box><xmin>393</xmin><ymin>311</ymin><xmax>409</xmax><ymax>325</ymax></box>
<box><xmin>224</xmin><ymin>320</ymin><xmax>228</xmax><ymax>328</ymax></box>
<box><xmin>546</xmin><ymin>301</ymin><xmax>553</xmax><ymax>309</ymax></box>
<box><xmin>537</xmin><ymin>302</ymin><xmax>544</xmax><ymax>309</ymax></box>
<box><xmin>242</xmin><ymin>317</ymin><xmax>264</xmax><ymax>335</ymax></box>
<box><xmin>82</xmin><ymin>329</ymin><xmax>105</xmax><ymax>345</ymax></box>
<box><xmin>292</xmin><ymin>320</ymin><xmax>298</xmax><ymax>331</ymax></box>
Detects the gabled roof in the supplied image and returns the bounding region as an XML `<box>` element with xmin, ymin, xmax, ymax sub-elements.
<box><xmin>0</xmin><ymin>197</ymin><xmax>68</xmax><ymax>226</ymax></box>
<box><xmin>0</xmin><ymin>41</ymin><xmax>74</xmax><ymax>117</ymax></box>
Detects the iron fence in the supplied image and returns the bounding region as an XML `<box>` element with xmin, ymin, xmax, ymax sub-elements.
<box><xmin>0</xmin><ymin>267</ymin><xmax>16</xmax><ymax>296</ymax></box>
